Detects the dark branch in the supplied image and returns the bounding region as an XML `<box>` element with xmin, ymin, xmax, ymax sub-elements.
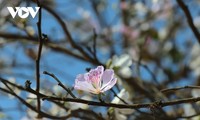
<box><xmin>43</xmin><ymin>71</ymin><xmax>76</xmax><ymax>98</ymax></box>
<box><xmin>35</xmin><ymin>1</ymin><xmax>43</xmax><ymax>117</ymax></box>
<box><xmin>2</xmin><ymin>77</ymin><xmax>200</xmax><ymax>115</ymax></box>
<box><xmin>177</xmin><ymin>0</ymin><xmax>200</xmax><ymax>43</ymax></box>
<box><xmin>161</xmin><ymin>85</ymin><xmax>200</xmax><ymax>93</ymax></box>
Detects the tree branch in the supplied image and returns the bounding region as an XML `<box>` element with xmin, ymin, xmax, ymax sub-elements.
<box><xmin>43</xmin><ymin>71</ymin><xmax>76</xmax><ymax>98</ymax></box>
<box><xmin>161</xmin><ymin>85</ymin><xmax>200</xmax><ymax>93</ymax></box>
<box><xmin>177</xmin><ymin>0</ymin><xmax>200</xmax><ymax>43</ymax></box>
<box><xmin>0</xmin><ymin>32</ymin><xmax>88</xmax><ymax>62</ymax></box>
<box><xmin>2</xmin><ymin>77</ymin><xmax>200</xmax><ymax>118</ymax></box>
<box><xmin>35</xmin><ymin>1</ymin><xmax>43</xmax><ymax>117</ymax></box>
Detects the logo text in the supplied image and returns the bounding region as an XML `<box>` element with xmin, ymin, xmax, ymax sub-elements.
<box><xmin>7</xmin><ymin>7</ymin><xmax>40</xmax><ymax>18</ymax></box>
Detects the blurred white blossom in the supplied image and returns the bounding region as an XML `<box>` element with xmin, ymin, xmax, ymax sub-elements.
<box><xmin>70</xmin><ymin>95</ymin><xmax>92</xmax><ymax>110</ymax></box>
<box><xmin>192</xmin><ymin>89</ymin><xmax>200</xmax><ymax>97</ymax></box>
<box><xmin>189</xmin><ymin>44</ymin><xmax>200</xmax><ymax>76</ymax></box>
<box><xmin>110</xmin><ymin>89</ymin><xmax>134</xmax><ymax>120</ymax></box>
<box><xmin>134</xmin><ymin>2</ymin><xmax>148</xmax><ymax>14</ymax></box>
<box><xmin>159</xmin><ymin>28</ymin><xmax>168</xmax><ymax>40</ymax></box>
<box><xmin>0</xmin><ymin>77</ymin><xmax>21</xmax><ymax>99</ymax></box>
<box><xmin>26</xmin><ymin>109</ymin><xmax>49</xmax><ymax>120</ymax></box>
<box><xmin>194</xmin><ymin>16</ymin><xmax>200</xmax><ymax>28</ymax></box>
<box><xmin>26</xmin><ymin>90</ymin><xmax>46</xmax><ymax>106</ymax></box>
<box><xmin>49</xmin><ymin>104</ymin><xmax>66</xmax><ymax>116</ymax></box>
<box><xmin>107</xmin><ymin>54</ymin><xmax>132</xmax><ymax>78</ymax></box>
<box><xmin>25</xmin><ymin>26</ymin><xmax>35</xmax><ymax>36</ymax></box>
<box><xmin>182</xmin><ymin>89</ymin><xmax>200</xmax><ymax>120</ymax></box>
<box><xmin>183</xmin><ymin>103</ymin><xmax>200</xmax><ymax>120</ymax></box>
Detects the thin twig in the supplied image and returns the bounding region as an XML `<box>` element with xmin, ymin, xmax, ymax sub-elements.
<box><xmin>110</xmin><ymin>89</ymin><xmax>128</xmax><ymax>104</ymax></box>
<box><xmin>43</xmin><ymin>71</ymin><xmax>76</xmax><ymax>98</ymax></box>
<box><xmin>92</xmin><ymin>28</ymin><xmax>98</xmax><ymax>60</ymax></box>
<box><xmin>161</xmin><ymin>85</ymin><xmax>200</xmax><ymax>93</ymax></box>
<box><xmin>35</xmin><ymin>0</ymin><xmax>43</xmax><ymax>118</ymax></box>
<box><xmin>133</xmin><ymin>59</ymin><xmax>158</xmax><ymax>84</ymax></box>
<box><xmin>177</xmin><ymin>0</ymin><xmax>200</xmax><ymax>44</ymax></box>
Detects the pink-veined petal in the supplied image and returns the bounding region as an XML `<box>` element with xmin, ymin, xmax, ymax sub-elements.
<box><xmin>86</xmin><ymin>66</ymin><xmax>104</xmax><ymax>89</ymax></box>
<box><xmin>74</xmin><ymin>74</ymin><xmax>97</xmax><ymax>93</ymax></box>
<box><xmin>96</xmin><ymin>66</ymin><xmax>104</xmax><ymax>76</ymax></box>
<box><xmin>76</xmin><ymin>74</ymin><xmax>86</xmax><ymax>82</ymax></box>
<box><xmin>101</xmin><ymin>78</ymin><xmax>117</xmax><ymax>92</ymax></box>
<box><xmin>101</xmin><ymin>69</ymin><xmax>114</xmax><ymax>88</ymax></box>
<box><xmin>96</xmin><ymin>66</ymin><xmax>104</xmax><ymax>87</ymax></box>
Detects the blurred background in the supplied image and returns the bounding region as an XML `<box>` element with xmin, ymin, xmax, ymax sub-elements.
<box><xmin>0</xmin><ymin>0</ymin><xmax>200</xmax><ymax>120</ymax></box>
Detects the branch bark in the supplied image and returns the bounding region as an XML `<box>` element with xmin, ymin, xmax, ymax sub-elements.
<box><xmin>177</xmin><ymin>0</ymin><xmax>200</xmax><ymax>43</ymax></box>
<box><xmin>35</xmin><ymin>1</ymin><xmax>43</xmax><ymax>118</ymax></box>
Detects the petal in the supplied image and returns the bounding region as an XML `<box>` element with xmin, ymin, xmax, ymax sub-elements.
<box><xmin>74</xmin><ymin>81</ymin><xmax>97</xmax><ymax>94</ymax></box>
<box><xmin>96</xmin><ymin>66</ymin><xmax>104</xmax><ymax>86</ymax></box>
<box><xmin>119</xmin><ymin>67</ymin><xmax>132</xmax><ymax>78</ymax></box>
<box><xmin>101</xmin><ymin>69</ymin><xmax>114</xmax><ymax>87</ymax></box>
<box><xmin>74</xmin><ymin>74</ymin><xmax>96</xmax><ymax>93</ymax></box>
<box><xmin>89</xmin><ymin>66</ymin><xmax>104</xmax><ymax>75</ymax></box>
<box><xmin>96</xmin><ymin>66</ymin><xmax>104</xmax><ymax>76</ymax></box>
<box><xmin>119</xmin><ymin>54</ymin><xmax>132</xmax><ymax>67</ymax></box>
<box><xmin>76</xmin><ymin>74</ymin><xmax>86</xmax><ymax>82</ymax></box>
<box><xmin>101</xmin><ymin>78</ymin><xmax>117</xmax><ymax>92</ymax></box>
<box><xmin>87</xmin><ymin>66</ymin><xmax>104</xmax><ymax>88</ymax></box>
<box><xmin>84</xmin><ymin>73</ymin><xmax>90</xmax><ymax>82</ymax></box>
<box><xmin>113</xmin><ymin>54</ymin><xmax>132</xmax><ymax>67</ymax></box>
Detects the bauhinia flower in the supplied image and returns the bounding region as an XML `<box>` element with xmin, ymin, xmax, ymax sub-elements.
<box><xmin>74</xmin><ymin>66</ymin><xmax>117</xmax><ymax>94</ymax></box>
<box><xmin>110</xmin><ymin>89</ymin><xmax>134</xmax><ymax>120</ymax></box>
<box><xmin>107</xmin><ymin>54</ymin><xmax>132</xmax><ymax>78</ymax></box>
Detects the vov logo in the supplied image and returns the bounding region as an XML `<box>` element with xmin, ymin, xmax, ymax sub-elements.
<box><xmin>7</xmin><ymin>7</ymin><xmax>40</xmax><ymax>18</ymax></box>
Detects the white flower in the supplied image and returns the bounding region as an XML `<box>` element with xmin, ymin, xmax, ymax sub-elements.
<box><xmin>183</xmin><ymin>104</ymin><xmax>200</xmax><ymax>120</ymax></box>
<box><xmin>182</xmin><ymin>89</ymin><xmax>200</xmax><ymax>120</ymax></box>
<box><xmin>70</xmin><ymin>95</ymin><xmax>92</xmax><ymax>110</ymax></box>
<box><xmin>110</xmin><ymin>89</ymin><xmax>134</xmax><ymax>120</ymax></box>
<box><xmin>192</xmin><ymin>89</ymin><xmax>200</xmax><ymax>97</ymax></box>
<box><xmin>49</xmin><ymin>104</ymin><xmax>66</xmax><ymax>116</ymax></box>
<box><xmin>26</xmin><ymin>90</ymin><xmax>45</xmax><ymax>105</ymax></box>
<box><xmin>0</xmin><ymin>77</ymin><xmax>21</xmax><ymax>99</ymax></box>
<box><xmin>189</xmin><ymin>44</ymin><xmax>200</xmax><ymax>76</ymax></box>
<box><xmin>26</xmin><ymin>109</ymin><xmax>49</xmax><ymax>120</ymax></box>
<box><xmin>107</xmin><ymin>54</ymin><xmax>132</xmax><ymax>78</ymax></box>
